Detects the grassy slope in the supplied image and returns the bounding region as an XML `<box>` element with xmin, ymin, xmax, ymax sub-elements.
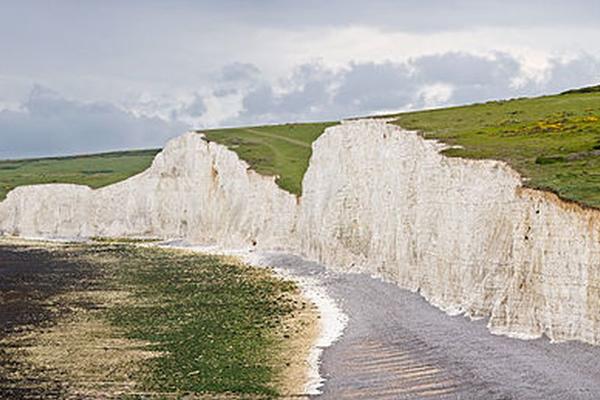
<box><xmin>388</xmin><ymin>91</ymin><xmax>600</xmax><ymax>208</ymax></box>
<box><xmin>0</xmin><ymin>149</ymin><xmax>160</xmax><ymax>201</ymax></box>
<box><xmin>203</xmin><ymin>122</ymin><xmax>337</xmax><ymax>195</ymax></box>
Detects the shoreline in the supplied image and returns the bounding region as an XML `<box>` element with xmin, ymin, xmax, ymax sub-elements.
<box><xmin>244</xmin><ymin>251</ymin><xmax>348</xmax><ymax>395</ymax></box>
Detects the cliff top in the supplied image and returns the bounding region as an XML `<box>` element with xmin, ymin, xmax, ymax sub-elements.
<box><xmin>202</xmin><ymin>122</ymin><xmax>337</xmax><ymax>195</ymax></box>
<box><xmin>0</xmin><ymin>149</ymin><xmax>159</xmax><ymax>201</ymax></box>
<box><xmin>1</xmin><ymin>87</ymin><xmax>600</xmax><ymax>208</ymax></box>
<box><xmin>386</xmin><ymin>89</ymin><xmax>600</xmax><ymax>208</ymax></box>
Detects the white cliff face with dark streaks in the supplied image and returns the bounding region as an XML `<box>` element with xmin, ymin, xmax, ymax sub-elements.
<box><xmin>1</xmin><ymin>119</ymin><xmax>600</xmax><ymax>345</ymax></box>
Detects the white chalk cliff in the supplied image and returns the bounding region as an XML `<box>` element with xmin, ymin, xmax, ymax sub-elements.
<box><xmin>1</xmin><ymin>119</ymin><xmax>599</xmax><ymax>345</ymax></box>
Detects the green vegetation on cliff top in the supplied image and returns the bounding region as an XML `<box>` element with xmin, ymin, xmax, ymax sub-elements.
<box><xmin>1</xmin><ymin>86</ymin><xmax>600</xmax><ymax>208</ymax></box>
<box><xmin>203</xmin><ymin>122</ymin><xmax>338</xmax><ymax>195</ymax></box>
<box><xmin>387</xmin><ymin>88</ymin><xmax>600</xmax><ymax>208</ymax></box>
<box><xmin>0</xmin><ymin>149</ymin><xmax>159</xmax><ymax>201</ymax></box>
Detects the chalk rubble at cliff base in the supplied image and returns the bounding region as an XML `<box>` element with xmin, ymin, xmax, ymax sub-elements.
<box><xmin>1</xmin><ymin>119</ymin><xmax>600</xmax><ymax>345</ymax></box>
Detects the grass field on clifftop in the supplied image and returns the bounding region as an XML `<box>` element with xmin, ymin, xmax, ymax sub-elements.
<box><xmin>389</xmin><ymin>86</ymin><xmax>600</xmax><ymax>208</ymax></box>
<box><xmin>203</xmin><ymin>122</ymin><xmax>337</xmax><ymax>195</ymax></box>
<box><xmin>0</xmin><ymin>149</ymin><xmax>159</xmax><ymax>201</ymax></box>
<box><xmin>2</xmin><ymin>87</ymin><xmax>600</xmax><ymax>207</ymax></box>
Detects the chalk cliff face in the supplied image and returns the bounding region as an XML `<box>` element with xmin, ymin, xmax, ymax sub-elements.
<box><xmin>298</xmin><ymin>121</ymin><xmax>600</xmax><ymax>345</ymax></box>
<box><xmin>1</xmin><ymin>119</ymin><xmax>599</xmax><ymax>345</ymax></box>
<box><xmin>0</xmin><ymin>133</ymin><xmax>297</xmax><ymax>248</ymax></box>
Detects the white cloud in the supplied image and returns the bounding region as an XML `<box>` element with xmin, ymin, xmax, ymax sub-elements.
<box><xmin>418</xmin><ymin>84</ymin><xmax>454</xmax><ymax>108</ymax></box>
<box><xmin>0</xmin><ymin>101</ymin><xmax>22</xmax><ymax>113</ymax></box>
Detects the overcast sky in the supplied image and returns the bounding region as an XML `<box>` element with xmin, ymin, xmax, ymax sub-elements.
<box><xmin>1</xmin><ymin>0</ymin><xmax>600</xmax><ymax>158</ymax></box>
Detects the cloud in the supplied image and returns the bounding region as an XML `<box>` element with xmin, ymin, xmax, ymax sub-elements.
<box><xmin>412</xmin><ymin>52</ymin><xmax>524</xmax><ymax>103</ymax></box>
<box><xmin>332</xmin><ymin>62</ymin><xmax>415</xmax><ymax>113</ymax></box>
<box><xmin>2</xmin><ymin>1</ymin><xmax>599</xmax><ymax>107</ymax></box>
<box><xmin>181</xmin><ymin>94</ymin><xmax>207</xmax><ymax>117</ymax></box>
<box><xmin>1</xmin><ymin>51</ymin><xmax>599</xmax><ymax>159</ymax></box>
<box><xmin>231</xmin><ymin>63</ymin><xmax>336</xmax><ymax>124</ymax></box>
<box><xmin>187</xmin><ymin>0</ymin><xmax>600</xmax><ymax>33</ymax></box>
<box><xmin>417</xmin><ymin>84</ymin><xmax>454</xmax><ymax>108</ymax></box>
<box><xmin>413</xmin><ymin>52</ymin><xmax>519</xmax><ymax>86</ymax></box>
<box><xmin>220</xmin><ymin>63</ymin><xmax>261</xmax><ymax>82</ymax></box>
<box><xmin>543</xmin><ymin>55</ymin><xmax>600</xmax><ymax>93</ymax></box>
<box><xmin>223</xmin><ymin>52</ymin><xmax>600</xmax><ymax>126</ymax></box>
<box><xmin>0</xmin><ymin>85</ymin><xmax>187</xmax><ymax>159</ymax></box>
<box><xmin>227</xmin><ymin>53</ymin><xmax>516</xmax><ymax>124</ymax></box>
<box><xmin>1</xmin><ymin>2</ymin><xmax>599</xmax><ymax>136</ymax></box>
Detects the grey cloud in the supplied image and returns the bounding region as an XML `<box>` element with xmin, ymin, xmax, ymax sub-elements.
<box><xmin>2</xmin><ymin>52</ymin><xmax>599</xmax><ymax>159</ymax></box>
<box><xmin>214</xmin><ymin>88</ymin><xmax>238</xmax><ymax>97</ymax></box>
<box><xmin>182</xmin><ymin>94</ymin><xmax>207</xmax><ymax>117</ymax></box>
<box><xmin>210</xmin><ymin>63</ymin><xmax>262</xmax><ymax>104</ymax></box>
<box><xmin>220</xmin><ymin>63</ymin><xmax>261</xmax><ymax>82</ymax></box>
<box><xmin>238</xmin><ymin>64</ymin><xmax>339</xmax><ymax>124</ymax></box>
<box><xmin>2</xmin><ymin>1</ymin><xmax>597</xmax><ymax>98</ymax></box>
<box><xmin>229</xmin><ymin>53</ymin><xmax>520</xmax><ymax>124</ymax></box>
<box><xmin>226</xmin><ymin>52</ymin><xmax>600</xmax><ymax>126</ymax></box>
<box><xmin>543</xmin><ymin>55</ymin><xmax>600</xmax><ymax>94</ymax></box>
<box><xmin>198</xmin><ymin>0</ymin><xmax>600</xmax><ymax>33</ymax></box>
<box><xmin>9</xmin><ymin>1</ymin><xmax>596</xmax><ymax>35</ymax></box>
<box><xmin>333</xmin><ymin>62</ymin><xmax>415</xmax><ymax>112</ymax></box>
<box><xmin>413</xmin><ymin>52</ymin><xmax>520</xmax><ymax>86</ymax></box>
<box><xmin>241</xmin><ymin>84</ymin><xmax>277</xmax><ymax>118</ymax></box>
<box><xmin>413</xmin><ymin>52</ymin><xmax>524</xmax><ymax>104</ymax></box>
<box><xmin>0</xmin><ymin>85</ymin><xmax>187</xmax><ymax>159</ymax></box>
<box><xmin>277</xmin><ymin>64</ymin><xmax>336</xmax><ymax>117</ymax></box>
<box><xmin>169</xmin><ymin>93</ymin><xmax>207</xmax><ymax>123</ymax></box>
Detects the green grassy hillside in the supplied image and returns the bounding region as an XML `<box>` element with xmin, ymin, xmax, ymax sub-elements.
<box><xmin>203</xmin><ymin>122</ymin><xmax>337</xmax><ymax>195</ymax></box>
<box><xmin>388</xmin><ymin>89</ymin><xmax>600</xmax><ymax>208</ymax></box>
<box><xmin>0</xmin><ymin>149</ymin><xmax>159</xmax><ymax>201</ymax></box>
